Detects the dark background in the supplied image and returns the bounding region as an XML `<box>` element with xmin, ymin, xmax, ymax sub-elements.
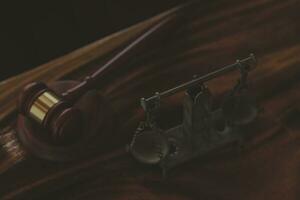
<box><xmin>0</xmin><ymin>0</ymin><xmax>184</xmax><ymax>80</ymax></box>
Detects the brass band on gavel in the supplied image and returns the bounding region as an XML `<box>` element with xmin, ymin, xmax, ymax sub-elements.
<box><xmin>29</xmin><ymin>91</ymin><xmax>61</xmax><ymax>124</ymax></box>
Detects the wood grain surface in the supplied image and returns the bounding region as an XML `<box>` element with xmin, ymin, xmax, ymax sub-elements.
<box><xmin>0</xmin><ymin>0</ymin><xmax>300</xmax><ymax>199</ymax></box>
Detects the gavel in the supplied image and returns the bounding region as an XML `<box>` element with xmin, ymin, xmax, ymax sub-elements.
<box><xmin>17</xmin><ymin>10</ymin><xmax>184</xmax><ymax>148</ymax></box>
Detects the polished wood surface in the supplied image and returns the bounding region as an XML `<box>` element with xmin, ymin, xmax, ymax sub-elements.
<box><xmin>0</xmin><ymin>0</ymin><xmax>300</xmax><ymax>199</ymax></box>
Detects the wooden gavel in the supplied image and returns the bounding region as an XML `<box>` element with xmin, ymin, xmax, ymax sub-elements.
<box><xmin>17</xmin><ymin>11</ymin><xmax>184</xmax><ymax>146</ymax></box>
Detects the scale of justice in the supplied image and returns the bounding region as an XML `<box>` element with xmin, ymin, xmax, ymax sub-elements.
<box><xmin>128</xmin><ymin>54</ymin><xmax>259</xmax><ymax>175</ymax></box>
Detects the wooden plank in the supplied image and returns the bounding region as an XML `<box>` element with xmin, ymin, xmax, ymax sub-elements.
<box><xmin>0</xmin><ymin>5</ymin><xmax>181</xmax><ymax>125</ymax></box>
<box><xmin>0</xmin><ymin>0</ymin><xmax>300</xmax><ymax>199</ymax></box>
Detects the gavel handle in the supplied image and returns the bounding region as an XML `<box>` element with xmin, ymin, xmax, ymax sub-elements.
<box><xmin>62</xmin><ymin>11</ymin><xmax>182</xmax><ymax>102</ymax></box>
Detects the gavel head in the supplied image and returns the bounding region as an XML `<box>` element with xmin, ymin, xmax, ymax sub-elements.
<box><xmin>18</xmin><ymin>82</ymin><xmax>83</xmax><ymax>144</ymax></box>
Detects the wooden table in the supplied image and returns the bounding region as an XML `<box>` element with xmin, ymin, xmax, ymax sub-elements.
<box><xmin>0</xmin><ymin>0</ymin><xmax>300</xmax><ymax>199</ymax></box>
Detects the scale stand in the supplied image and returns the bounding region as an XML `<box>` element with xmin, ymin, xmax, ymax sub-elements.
<box><xmin>129</xmin><ymin>54</ymin><xmax>259</xmax><ymax>175</ymax></box>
